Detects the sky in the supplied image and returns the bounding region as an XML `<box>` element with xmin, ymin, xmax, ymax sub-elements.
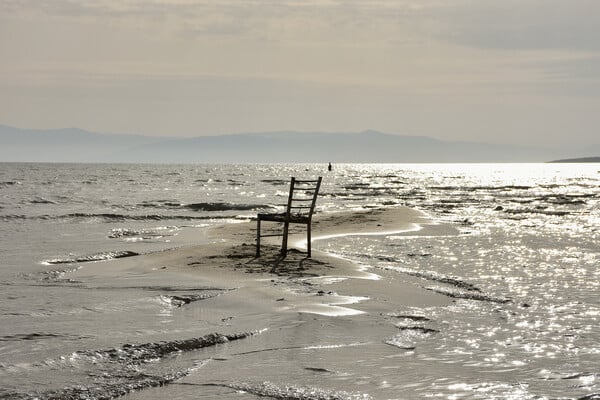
<box><xmin>1</xmin><ymin>0</ymin><xmax>600</xmax><ymax>147</ymax></box>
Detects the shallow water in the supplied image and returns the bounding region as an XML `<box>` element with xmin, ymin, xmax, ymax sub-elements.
<box><xmin>0</xmin><ymin>162</ymin><xmax>598</xmax><ymax>399</ymax></box>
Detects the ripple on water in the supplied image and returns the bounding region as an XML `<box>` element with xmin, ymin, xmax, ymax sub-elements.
<box><xmin>5</xmin><ymin>332</ymin><xmax>256</xmax><ymax>400</ymax></box>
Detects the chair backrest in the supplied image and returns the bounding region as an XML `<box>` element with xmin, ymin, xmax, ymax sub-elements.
<box><xmin>285</xmin><ymin>177</ymin><xmax>322</xmax><ymax>220</ymax></box>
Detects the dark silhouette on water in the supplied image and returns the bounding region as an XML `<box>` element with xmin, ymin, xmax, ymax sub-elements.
<box><xmin>328</xmin><ymin>162</ymin><xmax>332</xmax><ymax>171</ymax></box>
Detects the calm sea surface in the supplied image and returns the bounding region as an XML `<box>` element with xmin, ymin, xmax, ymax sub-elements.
<box><xmin>0</xmin><ymin>163</ymin><xmax>598</xmax><ymax>399</ymax></box>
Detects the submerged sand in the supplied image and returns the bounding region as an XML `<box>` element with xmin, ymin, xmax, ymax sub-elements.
<box><xmin>70</xmin><ymin>207</ymin><xmax>456</xmax><ymax>399</ymax></box>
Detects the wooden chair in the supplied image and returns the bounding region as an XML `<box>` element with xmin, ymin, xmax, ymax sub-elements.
<box><xmin>256</xmin><ymin>177</ymin><xmax>322</xmax><ymax>258</ymax></box>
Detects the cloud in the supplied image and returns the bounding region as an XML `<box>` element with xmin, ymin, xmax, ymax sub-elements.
<box><xmin>4</xmin><ymin>0</ymin><xmax>600</xmax><ymax>51</ymax></box>
<box><xmin>0</xmin><ymin>1</ymin><xmax>445</xmax><ymax>41</ymax></box>
<box><xmin>425</xmin><ymin>0</ymin><xmax>600</xmax><ymax>51</ymax></box>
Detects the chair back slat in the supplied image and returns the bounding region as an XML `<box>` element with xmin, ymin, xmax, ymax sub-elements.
<box><xmin>285</xmin><ymin>177</ymin><xmax>322</xmax><ymax>218</ymax></box>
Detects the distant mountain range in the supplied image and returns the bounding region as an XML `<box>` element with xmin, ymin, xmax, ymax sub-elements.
<box><xmin>549</xmin><ymin>157</ymin><xmax>600</xmax><ymax>163</ymax></box>
<box><xmin>1</xmin><ymin>124</ymin><xmax>598</xmax><ymax>163</ymax></box>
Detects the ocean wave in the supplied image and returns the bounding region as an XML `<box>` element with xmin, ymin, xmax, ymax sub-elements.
<box><xmin>0</xmin><ymin>333</ymin><xmax>89</xmax><ymax>342</ymax></box>
<box><xmin>75</xmin><ymin>332</ymin><xmax>254</xmax><ymax>363</ymax></box>
<box><xmin>20</xmin><ymin>369</ymin><xmax>191</xmax><ymax>400</ymax></box>
<box><xmin>108</xmin><ymin>226</ymin><xmax>179</xmax><ymax>240</ymax></box>
<box><xmin>29</xmin><ymin>197</ymin><xmax>58</xmax><ymax>205</ymax></box>
<box><xmin>343</xmin><ymin>183</ymin><xmax>372</xmax><ymax>190</ymax></box>
<box><xmin>88</xmin><ymin>285</ymin><xmax>227</xmax><ymax>293</ymax></box>
<box><xmin>39</xmin><ymin>266</ymin><xmax>82</xmax><ymax>282</ymax></box>
<box><xmin>429</xmin><ymin>185</ymin><xmax>533</xmax><ymax>191</ymax></box>
<box><xmin>208</xmin><ymin>381</ymin><xmax>373</xmax><ymax>400</ymax></box>
<box><xmin>503</xmin><ymin>208</ymin><xmax>570</xmax><ymax>216</ymax></box>
<box><xmin>184</xmin><ymin>202</ymin><xmax>272</xmax><ymax>212</ymax></box>
<box><xmin>380</xmin><ymin>263</ymin><xmax>482</xmax><ymax>292</ymax></box>
<box><xmin>0</xmin><ymin>214</ymin><xmax>27</xmax><ymax>220</ymax></box>
<box><xmin>159</xmin><ymin>292</ymin><xmax>225</xmax><ymax>307</ymax></box>
<box><xmin>384</xmin><ymin>313</ymin><xmax>431</xmax><ymax>322</ymax></box>
<box><xmin>138</xmin><ymin>199</ymin><xmax>182</xmax><ymax>208</ymax></box>
<box><xmin>385</xmin><ymin>326</ymin><xmax>439</xmax><ymax>350</ymax></box>
<box><xmin>261</xmin><ymin>179</ymin><xmax>289</xmax><ymax>185</ymax></box>
<box><xmin>425</xmin><ymin>285</ymin><xmax>510</xmax><ymax>304</ymax></box>
<box><xmin>108</xmin><ymin>227</ymin><xmax>147</xmax><ymax>239</ymax></box>
<box><xmin>59</xmin><ymin>212</ymin><xmax>205</xmax><ymax>221</ymax></box>
<box><xmin>134</xmin><ymin>200</ymin><xmax>273</xmax><ymax>212</ymax></box>
<box><xmin>44</xmin><ymin>251</ymin><xmax>139</xmax><ymax>265</ymax></box>
<box><xmin>540</xmin><ymin>194</ymin><xmax>592</xmax><ymax>205</ymax></box>
<box><xmin>1</xmin><ymin>213</ymin><xmax>247</xmax><ymax>222</ymax></box>
<box><xmin>0</xmin><ymin>181</ymin><xmax>21</xmax><ymax>187</ymax></box>
<box><xmin>7</xmin><ymin>332</ymin><xmax>256</xmax><ymax>400</ymax></box>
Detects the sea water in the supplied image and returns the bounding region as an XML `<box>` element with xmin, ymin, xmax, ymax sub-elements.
<box><xmin>0</xmin><ymin>163</ymin><xmax>598</xmax><ymax>399</ymax></box>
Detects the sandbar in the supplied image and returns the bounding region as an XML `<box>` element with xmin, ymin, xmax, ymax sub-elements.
<box><xmin>70</xmin><ymin>206</ymin><xmax>456</xmax><ymax>399</ymax></box>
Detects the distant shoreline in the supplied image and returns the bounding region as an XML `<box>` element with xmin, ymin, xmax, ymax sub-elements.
<box><xmin>548</xmin><ymin>156</ymin><xmax>600</xmax><ymax>163</ymax></box>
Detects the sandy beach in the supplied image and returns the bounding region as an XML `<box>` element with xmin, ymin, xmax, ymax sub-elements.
<box><xmin>65</xmin><ymin>207</ymin><xmax>455</xmax><ymax>398</ymax></box>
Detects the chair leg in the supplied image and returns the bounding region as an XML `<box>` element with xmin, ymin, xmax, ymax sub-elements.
<box><xmin>256</xmin><ymin>219</ymin><xmax>261</xmax><ymax>257</ymax></box>
<box><xmin>307</xmin><ymin>222</ymin><xmax>311</xmax><ymax>258</ymax></box>
<box><xmin>281</xmin><ymin>221</ymin><xmax>289</xmax><ymax>257</ymax></box>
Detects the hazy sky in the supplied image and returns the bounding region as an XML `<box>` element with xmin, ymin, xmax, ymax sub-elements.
<box><xmin>1</xmin><ymin>0</ymin><xmax>599</xmax><ymax>146</ymax></box>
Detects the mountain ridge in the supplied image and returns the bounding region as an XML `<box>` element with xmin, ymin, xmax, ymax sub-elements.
<box><xmin>1</xmin><ymin>124</ymin><xmax>597</xmax><ymax>163</ymax></box>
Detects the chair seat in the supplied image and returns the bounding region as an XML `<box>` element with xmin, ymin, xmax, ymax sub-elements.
<box><xmin>258</xmin><ymin>212</ymin><xmax>310</xmax><ymax>224</ymax></box>
<box><xmin>257</xmin><ymin>212</ymin><xmax>285</xmax><ymax>222</ymax></box>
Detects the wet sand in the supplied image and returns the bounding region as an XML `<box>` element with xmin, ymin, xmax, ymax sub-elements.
<box><xmin>73</xmin><ymin>207</ymin><xmax>451</xmax><ymax>315</ymax></box>
<box><xmin>71</xmin><ymin>207</ymin><xmax>455</xmax><ymax>399</ymax></box>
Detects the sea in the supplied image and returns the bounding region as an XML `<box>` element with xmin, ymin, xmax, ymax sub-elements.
<box><xmin>0</xmin><ymin>162</ymin><xmax>598</xmax><ymax>400</ymax></box>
